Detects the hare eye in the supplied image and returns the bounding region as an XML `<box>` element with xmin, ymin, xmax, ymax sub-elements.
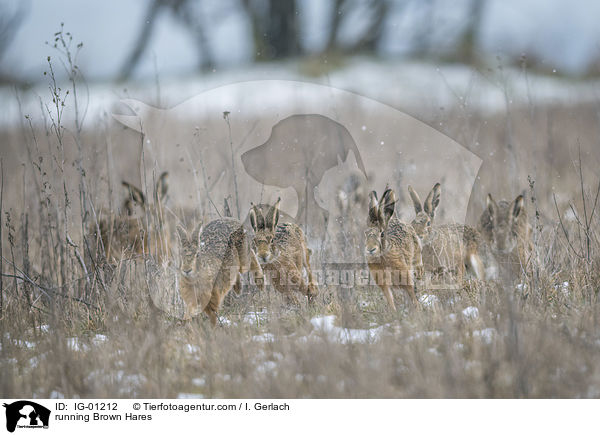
<box><xmin>427</xmin><ymin>221</ymin><xmax>431</xmax><ymax>227</ymax></box>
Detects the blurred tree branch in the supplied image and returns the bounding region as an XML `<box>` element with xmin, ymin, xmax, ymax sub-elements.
<box><xmin>119</xmin><ymin>0</ymin><xmax>216</xmax><ymax>81</ymax></box>
<box><xmin>118</xmin><ymin>0</ymin><xmax>165</xmax><ymax>81</ymax></box>
<box><xmin>242</xmin><ymin>0</ymin><xmax>300</xmax><ymax>61</ymax></box>
<box><xmin>0</xmin><ymin>1</ymin><xmax>29</xmax><ymax>85</ymax></box>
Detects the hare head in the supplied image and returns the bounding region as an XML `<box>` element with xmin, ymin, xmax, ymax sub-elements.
<box><xmin>93</xmin><ymin>172</ymin><xmax>170</xmax><ymax>263</ymax></box>
<box><xmin>364</xmin><ymin>187</ymin><xmax>397</xmax><ymax>257</ymax></box>
<box><xmin>249</xmin><ymin>198</ymin><xmax>281</xmax><ymax>264</ymax></box>
<box><xmin>121</xmin><ymin>171</ymin><xmax>169</xmax><ymax>217</ymax></box>
<box><xmin>407</xmin><ymin>183</ymin><xmax>440</xmax><ymax>237</ymax></box>
<box><xmin>484</xmin><ymin>194</ymin><xmax>525</xmax><ymax>255</ymax></box>
<box><xmin>176</xmin><ymin>223</ymin><xmax>202</xmax><ymax>279</ymax></box>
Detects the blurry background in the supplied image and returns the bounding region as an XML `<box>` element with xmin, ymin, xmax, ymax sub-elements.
<box><xmin>2</xmin><ymin>0</ymin><xmax>600</xmax><ymax>83</ymax></box>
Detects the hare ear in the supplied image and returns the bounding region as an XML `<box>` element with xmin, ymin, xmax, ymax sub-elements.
<box><xmin>249</xmin><ymin>206</ymin><xmax>259</xmax><ymax>231</ymax></box>
<box><xmin>268</xmin><ymin>198</ymin><xmax>281</xmax><ymax>231</ymax></box>
<box><xmin>368</xmin><ymin>191</ymin><xmax>379</xmax><ymax>225</ymax></box>
<box><xmin>408</xmin><ymin>185</ymin><xmax>422</xmax><ymax>214</ymax></box>
<box><xmin>512</xmin><ymin>195</ymin><xmax>524</xmax><ymax>219</ymax></box>
<box><xmin>424</xmin><ymin>183</ymin><xmax>441</xmax><ymax>219</ymax></box>
<box><xmin>379</xmin><ymin>188</ymin><xmax>397</xmax><ymax>227</ymax></box>
<box><xmin>223</xmin><ymin>197</ymin><xmax>232</xmax><ymax>218</ymax></box>
<box><xmin>191</xmin><ymin>222</ymin><xmax>203</xmax><ymax>243</ymax></box>
<box><xmin>122</xmin><ymin>181</ymin><xmax>145</xmax><ymax>214</ymax></box>
<box><xmin>176</xmin><ymin>225</ymin><xmax>188</xmax><ymax>243</ymax></box>
<box><xmin>154</xmin><ymin>172</ymin><xmax>168</xmax><ymax>204</ymax></box>
<box><xmin>486</xmin><ymin>194</ymin><xmax>497</xmax><ymax>218</ymax></box>
<box><xmin>122</xmin><ymin>181</ymin><xmax>145</xmax><ymax>205</ymax></box>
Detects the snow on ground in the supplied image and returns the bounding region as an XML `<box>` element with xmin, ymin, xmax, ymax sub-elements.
<box><xmin>85</xmin><ymin>369</ymin><xmax>147</xmax><ymax>395</ymax></box>
<box><xmin>406</xmin><ymin>330</ymin><xmax>443</xmax><ymax>342</ymax></box>
<box><xmin>309</xmin><ymin>315</ymin><xmax>384</xmax><ymax>344</ymax></box>
<box><xmin>3</xmin><ymin>59</ymin><xmax>599</xmax><ymax>129</ymax></box>
<box><xmin>555</xmin><ymin>281</ymin><xmax>570</xmax><ymax>296</ymax></box>
<box><xmin>462</xmin><ymin>306</ymin><xmax>480</xmax><ymax>320</ymax></box>
<box><xmin>419</xmin><ymin>294</ymin><xmax>440</xmax><ymax>308</ymax></box>
<box><xmin>66</xmin><ymin>334</ymin><xmax>107</xmax><ymax>352</ymax></box>
<box><xmin>66</xmin><ymin>337</ymin><xmax>87</xmax><ymax>352</ymax></box>
<box><xmin>218</xmin><ymin>317</ymin><xmax>232</xmax><ymax>326</ymax></box>
<box><xmin>255</xmin><ymin>360</ymin><xmax>278</xmax><ymax>374</ymax></box>
<box><xmin>473</xmin><ymin>328</ymin><xmax>497</xmax><ymax>344</ymax></box>
<box><xmin>191</xmin><ymin>378</ymin><xmax>206</xmax><ymax>387</ymax></box>
<box><xmin>15</xmin><ymin>340</ymin><xmax>36</xmax><ymax>349</ymax></box>
<box><xmin>243</xmin><ymin>309</ymin><xmax>269</xmax><ymax>325</ymax></box>
<box><xmin>252</xmin><ymin>333</ymin><xmax>276</xmax><ymax>343</ymax></box>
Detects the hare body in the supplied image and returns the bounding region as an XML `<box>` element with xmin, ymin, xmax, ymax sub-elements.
<box><xmin>420</xmin><ymin>224</ymin><xmax>485</xmax><ymax>284</ymax></box>
<box><xmin>408</xmin><ymin>183</ymin><xmax>485</xmax><ymax>284</ymax></box>
<box><xmin>249</xmin><ymin>199</ymin><xmax>318</xmax><ymax>304</ymax></box>
<box><xmin>478</xmin><ymin>194</ymin><xmax>533</xmax><ymax>278</ymax></box>
<box><xmin>365</xmin><ymin>188</ymin><xmax>422</xmax><ymax>311</ymax></box>
<box><xmin>177</xmin><ymin>217</ymin><xmax>264</xmax><ymax>324</ymax></box>
<box><xmin>93</xmin><ymin>172</ymin><xmax>170</xmax><ymax>264</ymax></box>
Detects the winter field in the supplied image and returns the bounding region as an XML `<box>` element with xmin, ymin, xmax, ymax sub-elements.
<box><xmin>1</xmin><ymin>54</ymin><xmax>600</xmax><ymax>399</ymax></box>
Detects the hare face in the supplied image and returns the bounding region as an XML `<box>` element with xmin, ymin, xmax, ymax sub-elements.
<box><xmin>411</xmin><ymin>212</ymin><xmax>431</xmax><ymax>237</ymax></box>
<box><xmin>485</xmin><ymin>194</ymin><xmax>524</xmax><ymax>255</ymax></box>
<box><xmin>490</xmin><ymin>217</ymin><xmax>517</xmax><ymax>254</ymax></box>
<box><xmin>408</xmin><ymin>183</ymin><xmax>440</xmax><ymax>238</ymax></box>
<box><xmin>364</xmin><ymin>227</ymin><xmax>384</xmax><ymax>257</ymax></box>
<box><xmin>249</xmin><ymin>198</ymin><xmax>281</xmax><ymax>264</ymax></box>
<box><xmin>364</xmin><ymin>188</ymin><xmax>396</xmax><ymax>257</ymax></box>
<box><xmin>177</xmin><ymin>224</ymin><xmax>202</xmax><ymax>279</ymax></box>
<box><xmin>253</xmin><ymin>230</ymin><xmax>279</xmax><ymax>264</ymax></box>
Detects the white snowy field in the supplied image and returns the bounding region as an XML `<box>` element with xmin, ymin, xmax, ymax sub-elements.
<box><xmin>3</xmin><ymin>58</ymin><xmax>600</xmax><ymax>130</ymax></box>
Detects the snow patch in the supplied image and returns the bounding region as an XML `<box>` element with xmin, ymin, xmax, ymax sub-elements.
<box><xmin>191</xmin><ymin>378</ymin><xmax>206</xmax><ymax>387</ymax></box>
<box><xmin>256</xmin><ymin>360</ymin><xmax>278</xmax><ymax>374</ymax></box>
<box><xmin>473</xmin><ymin>328</ymin><xmax>496</xmax><ymax>344</ymax></box>
<box><xmin>252</xmin><ymin>333</ymin><xmax>276</xmax><ymax>343</ymax></box>
<box><xmin>462</xmin><ymin>306</ymin><xmax>479</xmax><ymax>320</ymax></box>
<box><xmin>406</xmin><ymin>330</ymin><xmax>442</xmax><ymax>342</ymax></box>
<box><xmin>243</xmin><ymin>309</ymin><xmax>268</xmax><ymax>325</ymax></box>
<box><xmin>419</xmin><ymin>294</ymin><xmax>440</xmax><ymax>307</ymax></box>
<box><xmin>310</xmin><ymin>315</ymin><xmax>384</xmax><ymax>344</ymax></box>
<box><xmin>67</xmin><ymin>337</ymin><xmax>88</xmax><ymax>352</ymax></box>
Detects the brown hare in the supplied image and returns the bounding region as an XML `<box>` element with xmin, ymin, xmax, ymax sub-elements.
<box><xmin>176</xmin><ymin>217</ymin><xmax>264</xmax><ymax>324</ymax></box>
<box><xmin>248</xmin><ymin>199</ymin><xmax>318</xmax><ymax>305</ymax></box>
<box><xmin>365</xmin><ymin>187</ymin><xmax>422</xmax><ymax>311</ymax></box>
<box><xmin>478</xmin><ymin>193</ymin><xmax>533</xmax><ymax>278</ymax></box>
<box><xmin>408</xmin><ymin>183</ymin><xmax>485</xmax><ymax>283</ymax></box>
<box><xmin>94</xmin><ymin>172</ymin><xmax>170</xmax><ymax>264</ymax></box>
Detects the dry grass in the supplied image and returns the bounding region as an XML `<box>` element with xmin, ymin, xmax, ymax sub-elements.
<box><xmin>2</xmin><ymin>52</ymin><xmax>600</xmax><ymax>399</ymax></box>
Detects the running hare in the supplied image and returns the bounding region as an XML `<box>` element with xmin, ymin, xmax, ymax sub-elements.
<box><xmin>408</xmin><ymin>183</ymin><xmax>485</xmax><ymax>282</ymax></box>
<box><xmin>365</xmin><ymin>187</ymin><xmax>422</xmax><ymax>310</ymax></box>
<box><xmin>478</xmin><ymin>193</ymin><xmax>533</xmax><ymax>277</ymax></box>
<box><xmin>94</xmin><ymin>172</ymin><xmax>170</xmax><ymax>264</ymax></box>
<box><xmin>248</xmin><ymin>198</ymin><xmax>318</xmax><ymax>304</ymax></box>
<box><xmin>176</xmin><ymin>217</ymin><xmax>264</xmax><ymax>324</ymax></box>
